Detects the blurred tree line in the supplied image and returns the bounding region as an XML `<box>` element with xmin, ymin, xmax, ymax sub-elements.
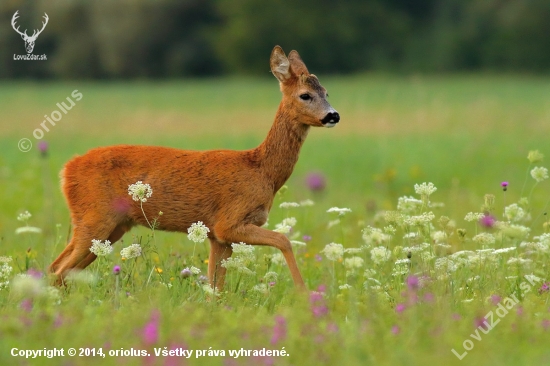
<box><xmin>2</xmin><ymin>0</ymin><xmax>550</xmax><ymax>79</ymax></box>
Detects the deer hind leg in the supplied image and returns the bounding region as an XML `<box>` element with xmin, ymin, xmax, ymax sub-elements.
<box><xmin>214</xmin><ymin>223</ymin><xmax>306</xmax><ymax>290</ymax></box>
<box><xmin>49</xmin><ymin>220</ymin><xmax>121</xmax><ymax>285</ymax></box>
<box><xmin>73</xmin><ymin>223</ymin><xmax>131</xmax><ymax>270</ymax></box>
<box><xmin>207</xmin><ymin>239</ymin><xmax>233</xmax><ymax>289</ymax></box>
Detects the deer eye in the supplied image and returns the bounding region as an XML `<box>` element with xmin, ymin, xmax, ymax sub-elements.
<box><xmin>299</xmin><ymin>93</ymin><xmax>312</xmax><ymax>101</ymax></box>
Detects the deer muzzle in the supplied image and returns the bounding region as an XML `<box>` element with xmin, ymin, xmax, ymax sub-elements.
<box><xmin>321</xmin><ymin>111</ymin><xmax>340</xmax><ymax>127</ymax></box>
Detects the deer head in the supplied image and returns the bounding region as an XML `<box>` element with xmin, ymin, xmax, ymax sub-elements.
<box><xmin>270</xmin><ymin>46</ymin><xmax>340</xmax><ymax>128</ymax></box>
<box><xmin>11</xmin><ymin>11</ymin><xmax>49</xmax><ymax>54</ymax></box>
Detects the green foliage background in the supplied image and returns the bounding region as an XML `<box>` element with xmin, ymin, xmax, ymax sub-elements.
<box><xmin>2</xmin><ymin>0</ymin><xmax>550</xmax><ymax>79</ymax></box>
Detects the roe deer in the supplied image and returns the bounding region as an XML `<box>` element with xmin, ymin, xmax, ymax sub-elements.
<box><xmin>49</xmin><ymin>45</ymin><xmax>340</xmax><ymax>290</ymax></box>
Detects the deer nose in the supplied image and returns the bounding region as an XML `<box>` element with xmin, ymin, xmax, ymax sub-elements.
<box><xmin>322</xmin><ymin>112</ymin><xmax>340</xmax><ymax>124</ymax></box>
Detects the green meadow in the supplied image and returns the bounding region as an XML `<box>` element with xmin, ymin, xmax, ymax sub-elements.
<box><xmin>1</xmin><ymin>75</ymin><xmax>550</xmax><ymax>365</ymax></box>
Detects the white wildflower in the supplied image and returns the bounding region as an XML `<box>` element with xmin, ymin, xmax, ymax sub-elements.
<box><xmin>504</xmin><ymin>204</ymin><xmax>525</xmax><ymax>222</ymax></box>
<box><xmin>344</xmin><ymin>256</ymin><xmax>364</xmax><ymax>270</ymax></box>
<box><xmin>327</xmin><ymin>219</ymin><xmax>341</xmax><ymax>229</ymax></box>
<box><xmin>270</xmin><ymin>253</ymin><xmax>286</xmax><ymax>266</ymax></box>
<box><xmin>367</xmin><ymin>277</ymin><xmax>381</xmax><ymax>285</ymax></box>
<box><xmin>15</xmin><ymin>211</ymin><xmax>41</xmax><ymax>235</ymax></box>
<box><xmin>384</xmin><ymin>225</ymin><xmax>396</xmax><ymax>236</ymax></box>
<box><xmin>432</xmin><ymin>231</ymin><xmax>447</xmax><ymax>243</ymax></box>
<box><xmin>327</xmin><ymin>207</ymin><xmax>352</xmax><ymax>216</ymax></box>
<box><xmin>231</xmin><ymin>242</ymin><xmax>255</xmax><ymax>262</ymax></box>
<box><xmin>535</xmin><ymin>233</ymin><xmax>550</xmax><ymax>245</ymax></box>
<box><xmin>290</xmin><ymin>240</ymin><xmax>307</xmax><ymax>247</ymax></box>
<box><xmin>321</xmin><ymin>243</ymin><xmax>344</xmax><ymax>261</ymax></box>
<box><xmin>397</xmin><ymin>196</ymin><xmax>422</xmax><ymax>213</ymax></box>
<box><xmin>528</xmin><ymin>150</ymin><xmax>544</xmax><ymax>164</ymax></box>
<box><xmin>476</xmin><ymin>249</ymin><xmax>494</xmax><ymax>253</ymax></box>
<box><xmin>128</xmin><ymin>181</ymin><xmax>153</xmax><ymax>202</ymax></box>
<box><xmin>498</xmin><ymin>223</ymin><xmax>530</xmax><ymax>239</ymax></box>
<box><xmin>414</xmin><ymin>182</ymin><xmax>437</xmax><ymax>200</ymax></box>
<box><xmin>273</xmin><ymin>217</ymin><xmax>296</xmax><ymax>233</ymax></box>
<box><xmin>339</xmin><ymin>284</ymin><xmax>352</xmax><ymax>290</ymax></box>
<box><xmin>89</xmin><ymin>239</ymin><xmax>112</xmax><ymax>256</ymax></box>
<box><xmin>465</xmin><ymin>254</ymin><xmax>483</xmax><ymax>269</ymax></box>
<box><xmin>279</xmin><ymin>202</ymin><xmax>300</xmax><ymax>209</ymax></box>
<box><xmin>404</xmin><ymin>212</ymin><xmax>435</xmax><ymax>227</ymax></box>
<box><xmin>0</xmin><ymin>259</ymin><xmax>13</xmax><ymax>290</ymax></box>
<box><xmin>492</xmin><ymin>247</ymin><xmax>517</xmax><ymax>255</ymax></box>
<box><xmin>364</xmin><ymin>268</ymin><xmax>376</xmax><ymax>277</ymax></box>
<box><xmin>465</xmin><ymin>212</ymin><xmax>485</xmax><ymax>222</ymax></box>
<box><xmin>472</xmin><ymin>233</ymin><xmax>496</xmax><ymax>247</ymax></box>
<box><xmin>363</xmin><ymin>278</ymin><xmax>382</xmax><ymax>291</ymax></box>
<box><xmin>187</xmin><ymin>221</ymin><xmax>210</xmax><ymax>243</ymax></box>
<box><xmin>530</xmin><ymin>166</ymin><xmax>549</xmax><ymax>182</ymax></box>
<box><xmin>252</xmin><ymin>284</ymin><xmax>269</xmax><ymax>294</ymax></box>
<box><xmin>520</xmin><ymin>241</ymin><xmax>549</xmax><ymax>252</ymax></box>
<box><xmin>299</xmin><ymin>199</ymin><xmax>315</xmax><ymax>206</ymax></box>
<box><xmin>46</xmin><ymin>286</ymin><xmax>62</xmax><ymax>305</ymax></box>
<box><xmin>282</xmin><ymin>217</ymin><xmax>297</xmax><ymax>227</ymax></box>
<box><xmin>507</xmin><ymin>257</ymin><xmax>532</xmax><ymax>266</ymax></box>
<box><xmin>370</xmin><ymin>246</ymin><xmax>391</xmax><ymax>264</ymax></box>
<box><xmin>385</xmin><ymin>211</ymin><xmax>405</xmax><ymax>226</ymax></box>
<box><xmin>120</xmin><ymin>244</ymin><xmax>142</xmax><ymax>259</ymax></box>
<box><xmin>518</xmin><ymin>197</ymin><xmax>529</xmax><ymax>206</ymax></box>
<box><xmin>435</xmin><ymin>257</ymin><xmax>457</xmax><ymax>272</ymax></box>
<box><xmin>202</xmin><ymin>284</ymin><xmax>219</xmax><ymax>296</ymax></box>
<box><xmin>190</xmin><ymin>266</ymin><xmax>201</xmax><ymax>275</ymax></box>
<box><xmin>65</xmin><ymin>270</ymin><xmax>97</xmax><ymax>285</ymax></box>
<box><xmin>344</xmin><ymin>248</ymin><xmax>364</xmax><ymax>254</ymax></box>
<box><xmin>392</xmin><ymin>260</ymin><xmax>410</xmax><ymax>276</ymax></box>
<box><xmin>221</xmin><ymin>257</ymin><xmax>245</xmax><ymax>271</ymax></box>
<box><xmin>15</xmin><ymin>226</ymin><xmax>42</xmax><ymax>234</ymax></box>
<box><xmin>403</xmin><ymin>242</ymin><xmax>430</xmax><ymax>254</ymax></box>
<box><xmin>273</xmin><ymin>223</ymin><xmax>291</xmax><ymax>234</ymax></box>
<box><xmin>10</xmin><ymin>274</ymin><xmax>44</xmax><ymax>298</ymax></box>
<box><xmin>450</xmin><ymin>250</ymin><xmax>475</xmax><ymax>259</ymax></box>
<box><xmin>420</xmin><ymin>251</ymin><xmax>435</xmax><ymax>261</ymax></box>
<box><xmin>362</xmin><ymin>226</ymin><xmax>390</xmax><ymax>246</ymax></box>
<box><xmin>17</xmin><ymin>211</ymin><xmax>32</xmax><ymax>222</ymax></box>
<box><xmin>237</xmin><ymin>266</ymin><xmax>256</xmax><ymax>275</ymax></box>
<box><xmin>264</xmin><ymin>272</ymin><xmax>278</xmax><ymax>282</ymax></box>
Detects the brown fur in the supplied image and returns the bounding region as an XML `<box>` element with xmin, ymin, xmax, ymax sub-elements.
<box><xmin>49</xmin><ymin>46</ymin><xmax>339</xmax><ymax>290</ymax></box>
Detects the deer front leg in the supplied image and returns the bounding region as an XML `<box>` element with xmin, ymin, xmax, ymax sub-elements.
<box><xmin>214</xmin><ymin>223</ymin><xmax>306</xmax><ymax>290</ymax></box>
<box><xmin>207</xmin><ymin>239</ymin><xmax>232</xmax><ymax>289</ymax></box>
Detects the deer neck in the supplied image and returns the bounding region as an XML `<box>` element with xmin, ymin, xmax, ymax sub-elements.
<box><xmin>257</xmin><ymin>102</ymin><xmax>310</xmax><ymax>193</ymax></box>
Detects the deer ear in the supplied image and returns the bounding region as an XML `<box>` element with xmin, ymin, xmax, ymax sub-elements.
<box><xmin>270</xmin><ymin>46</ymin><xmax>291</xmax><ymax>83</ymax></box>
<box><xmin>288</xmin><ymin>50</ymin><xmax>309</xmax><ymax>76</ymax></box>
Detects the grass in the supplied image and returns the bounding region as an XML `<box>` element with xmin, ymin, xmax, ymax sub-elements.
<box><xmin>1</xmin><ymin>75</ymin><xmax>550</xmax><ymax>365</ymax></box>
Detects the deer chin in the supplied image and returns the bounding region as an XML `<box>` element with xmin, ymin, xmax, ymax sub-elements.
<box><xmin>323</xmin><ymin>122</ymin><xmax>338</xmax><ymax>128</ymax></box>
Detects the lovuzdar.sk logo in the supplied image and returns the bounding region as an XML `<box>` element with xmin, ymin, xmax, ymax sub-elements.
<box><xmin>12</xmin><ymin>10</ymin><xmax>48</xmax><ymax>61</ymax></box>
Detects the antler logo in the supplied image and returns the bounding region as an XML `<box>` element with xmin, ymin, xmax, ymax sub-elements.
<box><xmin>11</xmin><ymin>10</ymin><xmax>49</xmax><ymax>54</ymax></box>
